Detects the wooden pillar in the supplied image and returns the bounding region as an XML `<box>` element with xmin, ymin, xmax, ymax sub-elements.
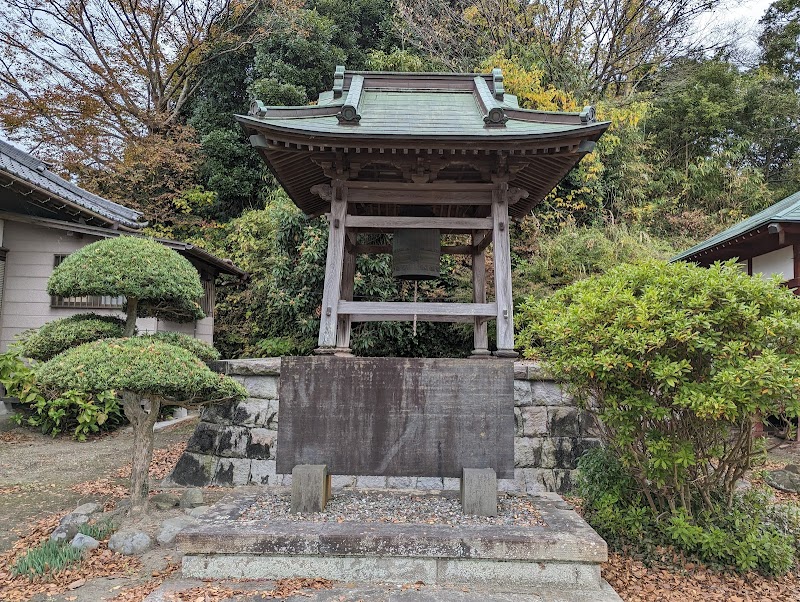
<box><xmin>471</xmin><ymin>230</ymin><xmax>490</xmax><ymax>358</ymax></box>
<box><xmin>492</xmin><ymin>185</ymin><xmax>517</xmax><ymax>357</ymax></box>
<box><xmin>336</xmin><ymin>241</ymin><xmax>356</xmax><ymax>353</ymax></box>
<box><xmin>316</xmin><ymin>182</ymin><xmax>348</xmax><ymax>352</ymax></box>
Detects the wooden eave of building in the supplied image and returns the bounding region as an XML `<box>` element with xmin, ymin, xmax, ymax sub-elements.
<box><xmin>673</xmin><ymin>190</ymin><xmax>800</xmax><ymax>265</ymax></box>
<box><xmin>236</xmin><ymin>68</ymin><xmax>610</xmax><ymax>219</ymax></box>
<box><xmin>682</xmin><ymin>222</ymin><xmax>800</xmax><ymax>265</ymax></box>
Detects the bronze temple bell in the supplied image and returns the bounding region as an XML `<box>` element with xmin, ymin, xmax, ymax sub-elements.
<box><xmin>392</xmin><ymin>207</ymin><xmax>440</xmax><ymax>280</ymax></box>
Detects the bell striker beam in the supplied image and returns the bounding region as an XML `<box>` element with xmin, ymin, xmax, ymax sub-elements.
<box><xmin>492</xmin><ymin>183</ymin><xmax>516</xmax><ymax>357</ymax></box>
<box><xmin>317</xmin><ymin>181</ymin><xmax>348</xmax><ymax>351</ymax></box>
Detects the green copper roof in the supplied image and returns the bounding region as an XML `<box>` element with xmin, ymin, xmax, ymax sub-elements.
<box><xmin>238</xmin><ymin>89</ymin><xmax>605</xmax><ymax>139</ymax></box>
<box><xmin>235</xmin><ymin>68</ymin><xmax>610</xmax><ymax>218</ymax></box>
<box><xmin>673</xmin><ymin>190</ymin><xmax>800</xmax><ymax>262</ymax></box>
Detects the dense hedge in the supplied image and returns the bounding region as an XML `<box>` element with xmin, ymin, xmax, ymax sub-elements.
<box><xmin>20</xmin><ymin>314</ymin><xmax>127</xmax><ymax>361</ymax></box>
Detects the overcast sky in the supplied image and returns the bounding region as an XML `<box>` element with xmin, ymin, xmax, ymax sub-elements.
<box><xmin>693</xmin><ymin>0</ymin><xmax>775</xmax><ymax>56</ymax></box>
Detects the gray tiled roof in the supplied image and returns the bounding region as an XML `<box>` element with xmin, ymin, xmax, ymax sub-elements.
<box><xmin>0</xmin><ymin>138</ymin><xmax>144</xmax><ymax>229</ymax></box>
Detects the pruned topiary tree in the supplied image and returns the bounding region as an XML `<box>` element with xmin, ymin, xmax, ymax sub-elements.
<box><xmin>36</xmin><ymin>236</ymin><xmax>241</xmax><ymax>513</ymax></box>
<box><xmin>47</xmin><ymin>236</ymin><xmax>205</xmax><ymax>337</ymax></box>
<box><xmin>38</xmin><ymin>339</ymin><xmax>245</xmax><ymax>513</ymax></box>
<box><xmin>20</xmin><ymin>313</ymin><xmax>127</xmax><ymax>361</ymax></box>
<box><xmin>140</xmin><ymin>331</ymin><xmax>220</xmax><ymax>363</ymax></box>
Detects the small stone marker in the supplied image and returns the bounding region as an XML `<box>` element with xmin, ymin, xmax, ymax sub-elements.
<box><xmin>461</xmin><ymin>468</ymin><xmax>497</xmax><ymax>516</ymax></box>
<box><xmin>291</xmin><ymin>464</ymin><xmax>331</xmax><ymax>513</ymax></box>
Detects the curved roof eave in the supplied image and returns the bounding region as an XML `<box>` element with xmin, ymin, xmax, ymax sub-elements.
<box><xmin>235</xmin><ymin>114</ymin><xmax>611</xmax><ymax>145</ymax></box>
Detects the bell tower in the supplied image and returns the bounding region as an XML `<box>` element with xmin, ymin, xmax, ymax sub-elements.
<box><xmin>238</xmin><ymin>67</ymin><xmax>609</xmax><ymax>357</ymax></box>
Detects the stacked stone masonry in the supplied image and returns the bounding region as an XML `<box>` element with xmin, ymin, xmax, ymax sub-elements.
<box><xmin>167</xmin><ymin>359</ymin><xmax>600</xmax><ymax>494</ymax></box>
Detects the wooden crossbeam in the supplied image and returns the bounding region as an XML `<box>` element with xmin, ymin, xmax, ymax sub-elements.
<box><xmin>353</xmin><ymin>244</ymin><xmax>473</xmax><ymax>255</ymax></box>
<box><xmin>339</xmin><ymin>301</ymin><xmax>497</xmax><ymax>323</ymax></box>
<box><xmin>347</xmin><ymin>189</ymin><xmax>492</xmax><ymax>205</ymax></box>
<box><xmin>345</xmin><ymin>181</ymin><xmax>496</xmax><ymax>191</ymax></box>
<box><xmin>346</xmin><ymin>215</ymin><xmax>492</xmax><ymax>231</ymax></box>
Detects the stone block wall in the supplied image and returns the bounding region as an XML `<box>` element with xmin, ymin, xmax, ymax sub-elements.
<box><xmin>167</xmin><ymin>359</ymin><xmax>600</xmax><ymax>494</ymax></box>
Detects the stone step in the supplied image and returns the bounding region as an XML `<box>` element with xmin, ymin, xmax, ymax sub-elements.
<box><xmin>145</xmin><ymin>579</ymin><xmax>623</xmax><ymax>602</ymax></box>
<box><xmin>176</xmin><ymin>490</ymin><xmax>615</xmax><ymax>595</ymax></box>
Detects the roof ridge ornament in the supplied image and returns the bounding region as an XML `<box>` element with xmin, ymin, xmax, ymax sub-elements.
<box><xmin>249</xmin><ymin>100</ymin><xmax>267</xmax><ymax>117</ymax></box>
<box><xmin>333</xmin><ymin>65</ymin><xmax>345</xmax><ymax>99</ymax></box>
<box><xmin>338</xmin><ymin>74</ymin><xmax>364</xmax><ymax>124</ymax></box>
<box><xmin>474</xmin><ymin>76</ymin><xmax>507</xmax><ymax>127</ymax></box>
<box><xmin>580</xmin><ymin>106</ymin><xmax>596</xmax><ymax>124</ymax></box>
<box><xmin>492</xmin><ymin>68</ymin><xmax>505</xmax><ymax>100</ymax></box>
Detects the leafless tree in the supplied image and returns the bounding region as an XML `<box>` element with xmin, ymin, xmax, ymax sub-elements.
<box><xmin>0</xmin><ymin>0</ymin><xmax>299</xmax><ymax>168</ymax></box>
<box><xmin>394</xmin><ymin>0</ymin><xmax>718</xmax><ymax>96</ymax></box>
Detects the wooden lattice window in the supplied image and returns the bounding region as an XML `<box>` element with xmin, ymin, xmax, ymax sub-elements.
<box><xmin>51</xmin><ymin>254</ymin><xmax>125</xmax><ymax>309</ymax></box>
<box><xmin>200</xmin><ymin>278</ymin><xmax>214</xmax><ymax>317</ymax></box>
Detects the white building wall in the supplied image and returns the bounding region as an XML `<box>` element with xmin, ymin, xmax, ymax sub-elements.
<box><xmin>0</xmin><ymin>221</ymin><xmax>213</xmax><ymax>352</ymax></box>
<box><xmin>751</xmin><ymin>245</ymin><xmax>795</xmax><ymax>282</ymax></box>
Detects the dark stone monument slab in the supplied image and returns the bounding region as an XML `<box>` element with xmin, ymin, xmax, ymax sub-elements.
<box><xmin>277</xmin><ymin>357</ymin><xmax>514</xmax><ymax>479</ymax></box>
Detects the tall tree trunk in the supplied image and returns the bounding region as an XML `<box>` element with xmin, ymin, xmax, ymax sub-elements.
<box><xmin>125</xmin><ymin>297</ymin><xmax>138</xmax><ymax>337</ymax></box>
<box><xmin>122</xmin><ymin>391</ymin><xmax>161</xmax><ymax>514</ymax></box>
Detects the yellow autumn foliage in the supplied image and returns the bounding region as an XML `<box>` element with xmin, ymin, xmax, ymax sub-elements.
<box><xmin>478</xmin><ymin>55</ymin><xmax>577</xmax><ymax>111</ymax></box>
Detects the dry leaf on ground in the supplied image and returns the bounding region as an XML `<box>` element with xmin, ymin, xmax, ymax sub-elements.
<box><xmin>604</xmin><ymin>552</ymin><xmax>800</xmax><ymax>602</ymax></box>
<box><xmin>0</xmin><ymin>513</ymin><xmax>141</xmax><ymax>602</ymax></box>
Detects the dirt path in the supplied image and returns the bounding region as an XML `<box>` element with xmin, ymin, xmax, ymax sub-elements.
<box><xmin>0</xmin><ymin>416</ymin><xmax>197</xmax><ymax>552</ymax></box>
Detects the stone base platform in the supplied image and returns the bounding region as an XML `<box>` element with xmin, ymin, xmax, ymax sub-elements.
<box><xmin>175</xmin><ymin>490</ymin><xmax>621</xmax><ymax>601</ymax></box>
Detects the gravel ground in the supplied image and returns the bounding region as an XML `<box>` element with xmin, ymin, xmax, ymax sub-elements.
<box><xmin>238</xmin><ymin>490</ymin><xmax>545</xmax><ymax>527</ymax></box>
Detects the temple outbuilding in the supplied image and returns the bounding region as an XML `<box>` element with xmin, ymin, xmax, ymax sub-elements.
<box><xmin>674</xmin><ymin>190</ymin><xmax>800</xmax><ymax>289</ymax></box>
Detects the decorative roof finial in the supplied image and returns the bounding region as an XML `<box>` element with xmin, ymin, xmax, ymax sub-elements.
<box><xmin>337</xmin><ymin>74</ymin><xmax>363</xmax><ymax>124</ymax></box>
<box><xmin>333</xmin><ymin>65</ymin><xmax>345</xmax><ymax>99</ymax></box>
<box><xmin>492</xmin><ymin>68</ymin><xmax>505</xmax><ymax>101</ymax></box>
<box><xmin>580</xmin><ymin>106</ymin><xmax>596</xmax><ymax>124</ymax></box>
<box><xmin>249</xmin><ymin>100</ymin><xmax>267</xmax><ymax>117</ymax></box>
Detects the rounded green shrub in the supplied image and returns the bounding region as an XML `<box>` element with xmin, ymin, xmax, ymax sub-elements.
<box><xmin>36</xmin><ymin>338</ymin><xmax>244</xmax><ymax>404</ymax></box>
<box><xmin>519</xmin><ymin>260</ymin><xmax>800</xmax><ymax>512</ymax></box>
<box><xmin>47</xmin><ymin>236</ymin><xmax>204</xmax><ymax>326</ymax></box>
<box><xmin>20</xmin><ymin>313</ymin><xmax>127</xmax><ymax>361</ymax></box>
<box><xmin>138</xmin><ymin>332</ymin><xmax>220</xmax><ymax>362</ymax></box>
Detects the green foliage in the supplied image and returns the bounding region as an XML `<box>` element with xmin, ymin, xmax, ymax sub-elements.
<box><xmin>366</xmin><ymin>49</ymin><xmax>431</xmax><ymax>72</ymax></box>
<box><xmin>577</xmin><ymin>448</ymin><xmax>800</xmax><ymax>575</ymax></box>
<box><xmin>511</xmin><ymin>222</ymin><xmax>675</xmax><ymax>303</ymax></box>
<box><xmin>251</xmin><ymin>336</ymin><xmax>311</xmax><ymax>357</ymax></box>
<box><xmin>47</xmin><ymin>237</ymin><xmax>204</xmax><ymax>323</ymax></box>
<box><xmin>77</xmin><ymin>520</ymin><xmax>116</xmax><ymax>540</ymax></box>
<box><xmin>760</xmin><ymin>0</ymin><xmax>800</xmax><ymax>81</ymax></box>
<box><xmin>11</xmin><ymin>539</ymin><xmax>85</xmax><ymax>579</ymax></box>
<box><xmin>1</xmin><ymin>348</ymin><xmax>121</xmax><ymax>441</ymax></box>
<box><xmin>20</xmin><ymin>314</ymin><xmax>127</xmax><ymax>362</ymax></box>
<box><xmin>251</xmin><ymin>9</ymin><xmax>345</xmax><ymax>105</ymax></box>
<box><xmin>139</xmin><ymin>332</ymin><xmax>220</xmax><ymax>362</ymax></box>
<box><xmin>520</xmin><ymin>260</ymin><xmax>800</xmax><ymax>513</ymax></box>
<box><xmin>36</xmin><ymin>338</ymin><xmax>246</xmax><ymax>405</ymax></box>
<box><xmin>15</xmin><ymin>388</ymin><xmax>123</xmax><ymax>442</ymax></box>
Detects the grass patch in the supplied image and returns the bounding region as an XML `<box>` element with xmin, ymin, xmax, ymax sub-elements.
<box><xmin>11</xmin><ymin>540</ymin><xmax>84</xmax><ymax>579</ymax></box>
<box><xmin>78</xmin><ymin>520</ymin><xmax>115</xmax><ymax>540</ymax></box>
